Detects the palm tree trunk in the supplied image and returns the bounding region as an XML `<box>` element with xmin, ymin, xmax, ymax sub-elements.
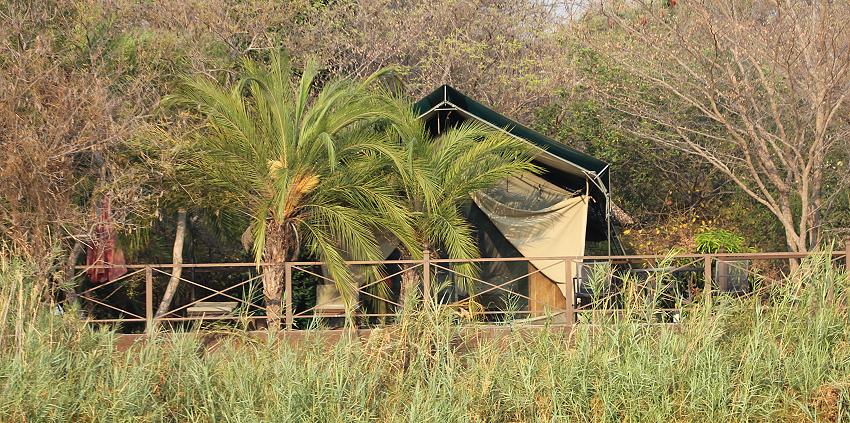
<box><xmin>399</xmin><ymin>251</ymin><xmax>422</xmax><ymax>310</ymax></box>
<box><xmin>263</xmin><ymin>224</ymin><xmax>288</xmax><ymax>329</ymax></box>
<box><xmin>156</xmin><ymin>208</ymin><xmax>187</xmax><ymax>317</ymax></box>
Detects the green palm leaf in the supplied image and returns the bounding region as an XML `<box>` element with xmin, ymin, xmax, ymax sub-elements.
<box><xmin>169</xmin><ymin>51</ymin><xmax>414</xmax><ymax>325</ymax></box>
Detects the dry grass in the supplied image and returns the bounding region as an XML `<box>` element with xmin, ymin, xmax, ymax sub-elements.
<box><xmin>1</xmin><ymin>252</ymin><xmax>849</xmax><ymax>422</ymax></box>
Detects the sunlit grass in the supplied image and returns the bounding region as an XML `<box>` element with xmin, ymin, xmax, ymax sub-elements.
<box><xmin>1</xmin><ymin>253</ymin><xmax>849</xmax><ymax>422</ymax></box>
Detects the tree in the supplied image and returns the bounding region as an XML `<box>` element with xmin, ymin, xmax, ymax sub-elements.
<box><xmin>0</xmin><ymin>9</ymin><xmax>150</xmax><ymax>294</ymax></box>
<box><xmin>155</xmin><ymin>208</ymin><xmax>187</xmax><ymax>317</ymax></box>
<box><xmin>168</xmin><ymin>52</ymin><xmax>415</xmax><ymax>326</ymax></box>
<box><xmin>304</xmin><ymin>0</ymin><xmax>573</xmax><ymax>122</ymax></box>
<box><xmin>381</xmin><ymin>97</ymin><xmax>538</xmax><ymax>299</ymax></box>
<box><xmin>592</xmin><ymin>0</ymin><xmax>850</xmax><ymax>253</ymax></box>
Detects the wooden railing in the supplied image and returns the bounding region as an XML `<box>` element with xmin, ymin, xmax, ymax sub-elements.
<box><xmin>68</xmin><ymin>249</ymin><xmax>850</xmax><ymax>333</ymax></box>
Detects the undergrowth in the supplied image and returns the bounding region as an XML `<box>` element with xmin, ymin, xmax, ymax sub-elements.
<box><xmin>1</xmin><ymin>252</ymin><xmax>849</xmax><ymax>422</ymax></box>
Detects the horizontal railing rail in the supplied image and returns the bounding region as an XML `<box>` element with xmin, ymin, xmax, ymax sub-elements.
<box><xmin>66</xmin><ymin>249</ymin><xmax>850</xmax><ymax>333</ymax></box>
<box><xmin>70</xmin><ymin>251</ymin><xmax>847</xmax><ymax>268</ymax></box>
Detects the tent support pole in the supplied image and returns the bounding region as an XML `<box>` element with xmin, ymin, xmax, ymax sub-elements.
<box><xmin>564</xmin><ymin>258</ymin><xmax>575</xmax><ymax>327</ymax></box>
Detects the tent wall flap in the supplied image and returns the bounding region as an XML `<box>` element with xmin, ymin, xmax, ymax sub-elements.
<box><xmin>471</xmin><ymin>172</ymin><xmax>589</xmax><ymax>296</ymax></box>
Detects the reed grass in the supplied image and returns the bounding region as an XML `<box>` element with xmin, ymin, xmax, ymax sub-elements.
<box><xmin>1</xmin><ymin>252</ymin><xmax>849</xmax><ymax>422</ymax></box>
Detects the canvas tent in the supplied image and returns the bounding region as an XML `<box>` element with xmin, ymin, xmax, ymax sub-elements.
<box><xmin>472</xmin><ymin>172</ymin><xmax>589</xmax><ymax>297</ymax></box>
<box><xmin>414</xmin><ymin>85</ymin><xmax>619</xmax><ymax>315</ymax></box>
<box><xmin>414</xmin><ymin>85</ymin><xmax>617</xmax><ymax>256</ymax></box>
<box><xmin>316</xmin><ymin>85</ymin><xmax>619</xmax><ymax>317</ymax></box>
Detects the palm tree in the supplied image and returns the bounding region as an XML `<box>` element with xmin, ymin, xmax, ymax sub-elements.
<box><xmin>380</xmin><ymin>97</ymin><xmax>539</xmax><ymax>301</ymax></box>
<box><xmin>168</xmin><ymin>52</ymin><xmax>415</xmax><ymax>326</ymax></box>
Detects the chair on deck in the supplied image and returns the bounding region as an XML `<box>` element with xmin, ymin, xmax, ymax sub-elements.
<box><xmin>573</xmin><ymin>262</ymin><xmax>617</xmax><ymax>310</ymax></box>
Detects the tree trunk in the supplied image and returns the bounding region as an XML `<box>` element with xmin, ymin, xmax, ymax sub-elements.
<box><xmin>62</xmin><ymin>240</ymin><xmax>85</xmax><ymax>307</ymax></box>
<box><xmin>399</xmin><ymin>252</ymin><xmax>421</xmax><ymax>310</ymax></box>
<box><xmin>262</xmin><ymin>224</ymin><xmax>288</xmax><ymax>329</ymax></box>
<box><xmin>156</xmin><ymin>208</ymin><xmax>187</xmax><ymax>317</ymax></box>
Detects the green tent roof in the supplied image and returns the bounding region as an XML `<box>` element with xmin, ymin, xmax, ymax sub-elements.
<box><xmin>413</xmin><ymin>85</ymin><xmax>610</xmax><ymax>190</ymax></box>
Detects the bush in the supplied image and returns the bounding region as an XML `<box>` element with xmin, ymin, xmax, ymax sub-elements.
<box><xmin>695</xmin><ymin>228</ymin><xmax>747</xmax><ymax>254</ymax></box>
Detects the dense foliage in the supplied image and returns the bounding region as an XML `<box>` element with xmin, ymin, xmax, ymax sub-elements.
<box><xmin>2</xmin><ymin>0</ymin><xmax>849</xmax><ymax>317</ymax></box>
<box><xmin>695</xmin><ymin>229</ymin><xmax>747</xmax><ymax>255</ymax></box>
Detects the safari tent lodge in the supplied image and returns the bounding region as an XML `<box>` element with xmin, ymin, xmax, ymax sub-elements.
<box><xmin>317</xmin><ymin>85</ymin><xmax>622</xmax><ymax>319</ymax></box>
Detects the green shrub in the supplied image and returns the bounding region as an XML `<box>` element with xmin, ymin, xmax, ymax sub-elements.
<box><xmin>695</xmin><ymin>228</ymin><xmax>747</xmax><ymax>254</ymax></box>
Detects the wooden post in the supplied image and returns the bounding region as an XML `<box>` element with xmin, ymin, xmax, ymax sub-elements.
<box><xmin>145</xmin><ymin>266</ymin><xmax>154</xmax><ymax>333</ymax></box>
<box><xmin>284</xmin><ymin>263</ymin><xmax>293</xmax><ymax>331</ymax></box>
<box><xmin>422</xmin><ymin>249</ymin><xmax>431</xmax><ymax>307</ymax></box>
<box><xmin>703</xmin><ymin>255</ymin><xmax>712</xmax><ymax>306</ymax></box>
<box><xmin>845</xmin><ymin>237</ymin><xmax>850</xmax><ymax>270</ymax></box>
<box><xmin>565</xmin><ymin>258</ymin><xmax>575</xmax><ymax>327</ymax></box>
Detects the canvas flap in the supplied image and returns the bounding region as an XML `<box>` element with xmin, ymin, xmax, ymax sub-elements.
<box><xmin>472</xmin><ymin>172</ymin><xmax>588</xmax><ymax>296</ymax></box>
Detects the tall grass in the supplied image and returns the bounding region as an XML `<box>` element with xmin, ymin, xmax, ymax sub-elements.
<box><xmin>0</xmin><ymin>251</ymin><xmax>54</xmax><ymax>353</ymax></box>
<box><xmin>1</xmin><ymin>252</ymin><xmax>849</xmax><ymax>422</ymax></box>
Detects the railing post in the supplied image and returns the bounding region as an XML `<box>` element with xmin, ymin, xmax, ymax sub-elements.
<box><xmin>284</xmin><ymin>263</ymin><xmax>293</xmax><ymax>331</ymax></box>
<box><xmin>845</xmin><ymin>237</ymin><xmax>850</xmax><ymax>270</ymax></box>
<box><xmin>703</xmin><ymin>255</ymin><xmax>713</xmax><ymax>306</ymax></box>
<box><xmin>145</xmin><ymin>266</ymin><xmax>154</xmax><ymax>333</ymax></box>
<box><xmin>422</xmin><ymin>249</ymin><xmax>431</xmax><ymax>307</ymax></box>
<box><xmin>564</xmin><ymin>258</ymin><xmax>575</xmax><ymax>327</ymax></box>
